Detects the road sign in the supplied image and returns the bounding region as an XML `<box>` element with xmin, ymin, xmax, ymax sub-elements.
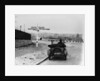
<box><xmin>38</xmin><ymin>27</ymin><xmax>50</xmax><ymax>30</ymax></box>
<box><xmin>38</xmin><ymin>27</ymin><xmax>45</xmax><ymax>30</ymax></box>
<box><xmin>28</xmin><ymin>27</ymin><xmax>37</xmax><ymax>30</ymax></box>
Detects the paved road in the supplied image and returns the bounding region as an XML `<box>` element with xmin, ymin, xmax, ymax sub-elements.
<box><xmin>40</xmin><ymin>43</ymin><xmax>83</xmax><ymax>65</ymax></box>
<box><xmin>39</xmin><ymin>59</ymin><xmax>71</xmax><ymax>65</ymax></box>
<box><xmin>39</xmin><ymin>55</ymin><xmax>82</xmax><ymax>65</ymax></box>
<box><xmin>16</xmin><ymin>40</ymin><xmax>83</xmax><ymax>65</ymax></box>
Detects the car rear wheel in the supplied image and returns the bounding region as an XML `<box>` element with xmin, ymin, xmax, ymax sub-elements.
<box><xmin>63</xmin><ymin>55</ymin><xmax>67</xmax><ymax>60</ymax></box>
<box><xmin>49</xmin><ymin>56</ymin><xmax>52</xmax><ymax>60</ymax></box>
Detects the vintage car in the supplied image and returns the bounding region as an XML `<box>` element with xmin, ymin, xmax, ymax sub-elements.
<box><xmin>47</xmin><ymin>41</ymin><xmax>68</xmax><ymax>60</ymax></box>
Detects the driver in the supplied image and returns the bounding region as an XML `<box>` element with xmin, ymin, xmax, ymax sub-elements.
<box><xmin>58</xmin><ymin>39</ymin><xmax>66</xmax><ymax>47</ymax></box>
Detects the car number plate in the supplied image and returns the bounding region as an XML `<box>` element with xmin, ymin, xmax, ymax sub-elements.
<box><xmin>54</xmin><ymin>53</ymin><xmax>61</xmax><ymax>55</ymax></box>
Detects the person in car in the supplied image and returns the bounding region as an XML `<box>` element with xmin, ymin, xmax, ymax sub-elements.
<box><xmin>58</xmin><ymin>39</ymin><xmax>66</xmax><ymax>47</ymax></box>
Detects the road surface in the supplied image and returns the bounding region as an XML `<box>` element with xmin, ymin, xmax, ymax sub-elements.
<box><xmin>39</xmin><ymin>42</ymin><xmax>83</xmax><ymax>65</ymax></box>
<box><xmin>16</xmin><ymin>40</ymin><xmax>84</xmax><ymax>65</ymax></box>
<box><xmin>39</xmin><ymin>54</ymin><xmax>82</xmax><ymax>65</ymax></box>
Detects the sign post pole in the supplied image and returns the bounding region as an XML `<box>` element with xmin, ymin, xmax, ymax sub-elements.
<box><xmin>36</xmin><ymin>30</ymin><xmax>39</xmax><ymax>47</ymax></box>
<box><xmin>28</xmin><ymin>25</ymin><xmax>50</xmax><ymax>47</ymax></box>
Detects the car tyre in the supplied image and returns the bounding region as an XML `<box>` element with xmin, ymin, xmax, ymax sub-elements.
<box><xmin>63</xmin><ymin>56</ymin><xmax>66</xmax><ymax>60</ymax></box>
<box><xmin>49</xmin><ymin>56</ymin><xmax>52</xmax><ymax>60</ymax></box>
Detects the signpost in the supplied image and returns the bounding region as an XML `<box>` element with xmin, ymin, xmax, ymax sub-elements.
<box><xmin>28</xmin><ymin>25</ymin><xmax>50</xmax><ymax>47</ymax></box>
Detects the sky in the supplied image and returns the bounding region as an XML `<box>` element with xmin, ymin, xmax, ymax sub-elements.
<box><xmin>15</xmin><ymin>14</ymin><xmax>84</xmax><ymax>34</ymax></box>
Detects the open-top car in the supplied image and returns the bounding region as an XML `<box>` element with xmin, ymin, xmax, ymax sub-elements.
<box><xmin>47</xmin><ymin>39</ymin><xmax>68</xmax><ymax>60</ymax></box>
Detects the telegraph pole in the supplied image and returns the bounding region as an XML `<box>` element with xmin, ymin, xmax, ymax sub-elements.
<box><xmin>20</xmin><ymin>25</ymin><xmax>22</xmax><ymax>31</ymax></box>
<box><xmin>24</xmin><ymin>24</ymin><xmax>25</xmax><ymax>32</ymax></box>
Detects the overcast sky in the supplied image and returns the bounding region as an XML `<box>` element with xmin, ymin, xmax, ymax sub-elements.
<box><xmin>15</xmin><ymin>14</ymin><xmax>84</xmax><ymax>34</ymax></box>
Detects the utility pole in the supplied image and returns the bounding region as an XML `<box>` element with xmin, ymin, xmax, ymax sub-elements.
<box><xmin>24</xmin><ymin>24</ymin><xmax>25</xmax><ymax>32</ymax></box>
<box><xmin>20</xmin><ymin>25</ymin><xmax>22</xmax><ymax>31</ymax></box>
